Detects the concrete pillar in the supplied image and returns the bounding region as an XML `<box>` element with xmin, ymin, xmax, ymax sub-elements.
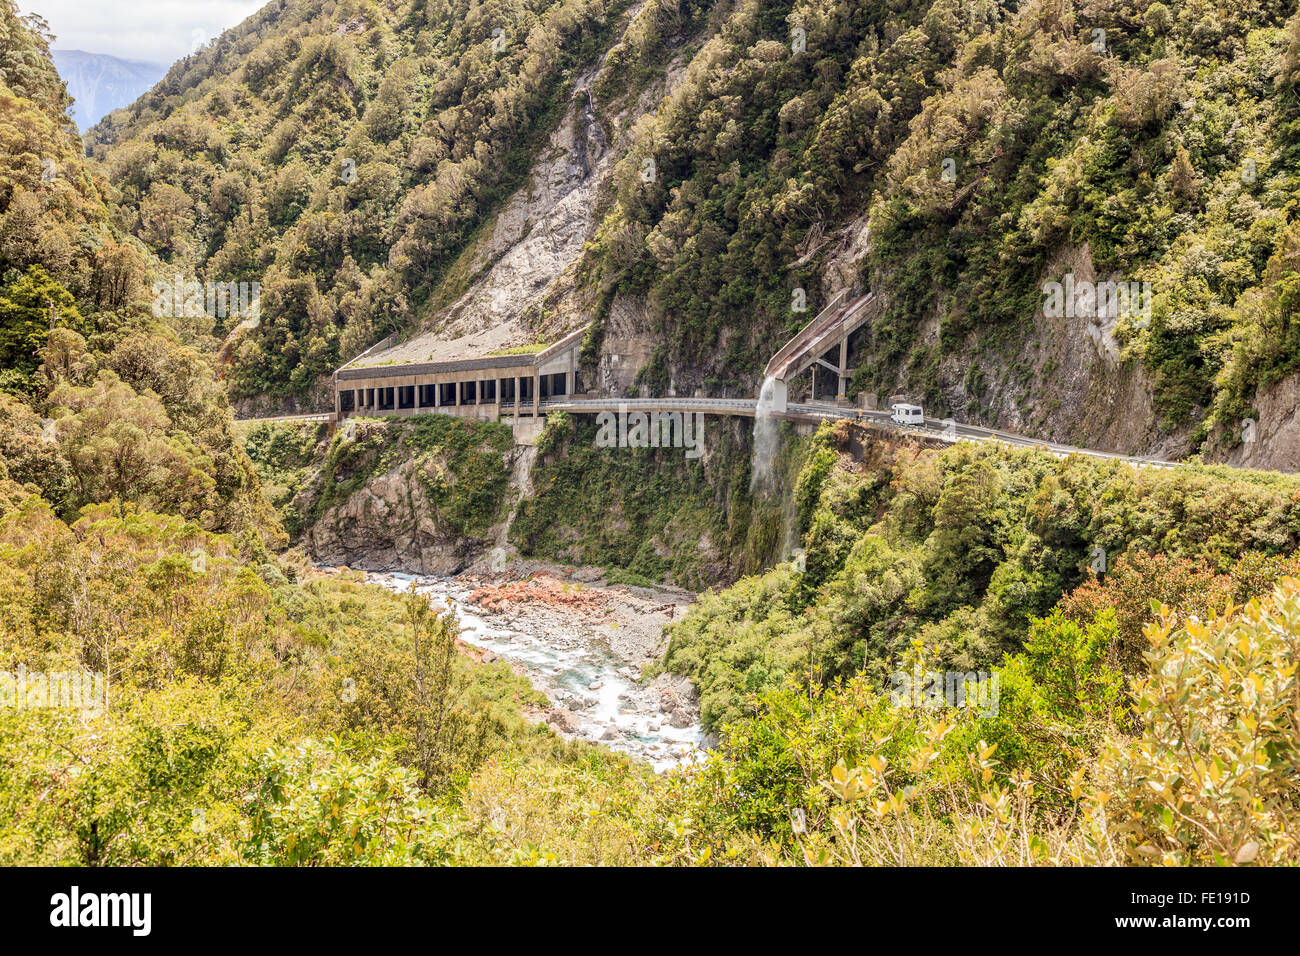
<box><xmin>532</xmin><ymin>370</ymin><xmax>540</xmax><ymax>417</ymax></box>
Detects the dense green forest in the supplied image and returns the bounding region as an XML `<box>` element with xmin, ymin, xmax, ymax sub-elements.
<box><xmin>577</xmin><ymin>0</ymin><xmax>1300</xmax><ymax>445</ymax></box>
<box><xmin>1</xmin><ymin>0</ymin><xmax>1299</xmax><ymax>867</ymax></box>
<box><xmin>667</xmin><ymin>421</ymin><xmax>1300</xmax><ymax>728</ymax></box>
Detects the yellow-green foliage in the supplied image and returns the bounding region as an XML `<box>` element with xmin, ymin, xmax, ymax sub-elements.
<box><xmin>457</xmin><ymin>743</ymin><xmax>657</xmax><ymax>866</ymax></box>
<box><xmin>0</xmin><ymin>322</ymin><xmax>285</xmax><ymax>546</ymax></box>
<box><xmin>639</xmin><ymin>580</ymin><xmax>1300</xmax><ymax>867</ymax></box>
<box><xmin>666</xmin><ymin>422</ymin><xmax>1300</xmax><ymax>731</ymax></box>
<box><xmin>0</xmin><ymin>495</ymin><xmax>542</xmax><ymax>865</ymax></box>
<box><xmin>1081</xmin><ymin>590</ymin><xmax>1300</xmax><ymax>865</ymax></box>
<box><xmin>0</xmin><ymin>1</ymin><xmax>153</xmax><ymax>387</ymax></box>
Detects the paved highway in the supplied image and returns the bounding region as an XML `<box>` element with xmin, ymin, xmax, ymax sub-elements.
<box><xmin>540</xmin><ymin>397</ymin><xmax>1177</xmax><ymax>469</ymax></box>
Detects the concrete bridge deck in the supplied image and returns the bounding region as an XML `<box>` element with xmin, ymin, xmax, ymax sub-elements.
<box><xmin>763</xmin><ymin>291</ymin><xmax>876</xmax><ymax>383</ymax></box>
<box><xmin>233</xmin><ymin>412</ymin><xmax>335</xmax><ymax>425</ymax></box>
<box><xmin>536</xmin><ymin>398</ymin><xmax>1176</xmax><ymax>468</ymax></box>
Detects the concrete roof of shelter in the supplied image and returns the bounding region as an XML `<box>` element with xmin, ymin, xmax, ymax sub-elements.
<box><xmin>343</xmin><ymin>318</ymin><xmax>535</xmax><ymax>370</ymax></box>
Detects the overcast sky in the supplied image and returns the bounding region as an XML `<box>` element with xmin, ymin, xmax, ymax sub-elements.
<box><xmin>18</xmin><ymin>0</ymin><xmax>265</xmax><ymax>65</ymax></box>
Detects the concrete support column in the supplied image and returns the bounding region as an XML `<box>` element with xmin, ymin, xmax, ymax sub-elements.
<box><xmin>532</xmin><ymin>370</ymin><xmax>540</xmax><ymax>417</ymax></box>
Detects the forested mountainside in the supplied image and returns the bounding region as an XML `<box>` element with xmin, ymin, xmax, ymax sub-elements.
<box><xmin>0</xmin><ymin>1</ymin><xmax>276</xmax><ymax>542</ymax></box>
<box><xmin>3</xmin><ymin>0</ymin><xmax>1300</xmax><ymax>870</ymax></box>
<box><xmin>90</xmin><ymin>0</ymin><xmax>1300</xmax><ymax>464</ymax></box>
<box><xmin>88</xmin><ymin>0</ymin><xmax>648</xmax><ymax>404</ymax></box>
<box><xmin>0</xmin><ymin>2</ymin><xmax>561</xmax><ymax>865</ymax></box>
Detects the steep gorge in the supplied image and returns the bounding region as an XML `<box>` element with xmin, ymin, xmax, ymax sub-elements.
<box><xmin>248</xmin><ymin>409</ymin><xmax>811</xmax><ymax>590</ymax></box>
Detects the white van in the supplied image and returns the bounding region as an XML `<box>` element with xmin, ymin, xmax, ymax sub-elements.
<box><xmin>890</xmin><ymin>403</ymin><xmax>924</xmax><ymax>426</ymax></box>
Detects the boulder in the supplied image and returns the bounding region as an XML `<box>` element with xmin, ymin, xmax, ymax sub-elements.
<box><xmin>667</xmin><ymin>709</ymin><xmax>694</xmax><ymax>729</ymax></box>
<box><xmin>545</xmin><ymin>708</ymin><xmax>582</xmax><ymax>735</ymax></box>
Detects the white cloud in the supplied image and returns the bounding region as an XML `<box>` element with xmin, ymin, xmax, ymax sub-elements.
<box><xmin>17</xmin><ymin>0</ymin><xmax>266</xmax><ymax>65</ymax></box>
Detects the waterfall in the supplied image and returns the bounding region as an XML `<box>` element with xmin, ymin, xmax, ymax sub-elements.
<box><xmin>488</xmin><ymin>443</ymin><xmax>538</xmax><ymax>570</ymax></box>
<box><xmin>751</xmin><ymin>376</ymin><xmax>798</xmax><ymax>559</ymax></box>
<box><xmin>750</xmin><ymin>376</ymin><xmax>781</xmax><ymax>494</ymax></box>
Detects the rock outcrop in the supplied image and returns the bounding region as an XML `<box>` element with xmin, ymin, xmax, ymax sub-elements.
<box><xmin>1222</xmin><ymin>372</ymin><xmax>1300</xmax><ymax>473</ymax></box>
<box><xmin>306</xmin><ymin>456</ymin><xmax>484</xmax><ymax>573</ymax></box>
<box><xmin>306</xmin><ymin>438</ymin><xmax>532</xmax><ymax>573</ymax></box>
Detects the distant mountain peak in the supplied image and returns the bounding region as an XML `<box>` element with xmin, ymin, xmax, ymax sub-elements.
<box><xmin>51</xmin><ymin>49</ymin><xmax>166</xmax><ymax>131</ymax></box>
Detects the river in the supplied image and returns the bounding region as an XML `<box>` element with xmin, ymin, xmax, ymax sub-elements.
<box><xmin>369</xmin><ymin>571</ymin><xmax>706</xmax><ymax>772</ymax></box>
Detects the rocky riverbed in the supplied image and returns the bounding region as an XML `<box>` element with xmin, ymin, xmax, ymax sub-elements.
<box><xmin>367</xmin><ymin>567</ymin><xmax>706</xmax><ymax>771</ymax></box>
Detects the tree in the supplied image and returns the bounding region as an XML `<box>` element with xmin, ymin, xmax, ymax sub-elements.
<box><xmin>339</xmin><ymin>591</ymin><xmax>499</xmax><ymax>792</ymax></box>
<box><xmin>0</xmin><ymin>266</ymin><xmax>84</xmax><ymax>384</ymax></box>
<box><xmin>47</xmin><ymin>370</ymin><xmax>214</xmax><ymax>514</ymax></box>
<box><xmin>91</xmin><ymin>240</ymin><xmax>146</xmax><ymax>311</ymax></box>
<box><xmin>0</xmin><ymin>187</ymin><xmax>42</xmax><ymax>270</ymax></box>
<box><xmin>138</xmin><ymin>182</ymin><xmax>194</xmax><ymax>257</ymax></box>
<box><xmin>920</xmin><ymin>457</ymin><xmax>1004</xmax><ymax>612</ymax></box>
